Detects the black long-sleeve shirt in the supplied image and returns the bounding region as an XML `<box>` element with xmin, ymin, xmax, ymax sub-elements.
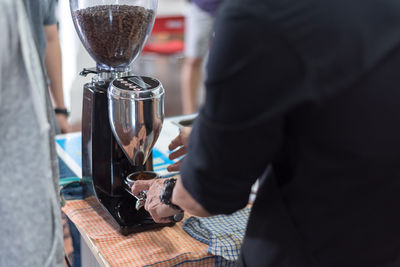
<box><xmin>180</xmin><ymin>0</ymin><xmax>400</xmax><ymax>266</ymax></box>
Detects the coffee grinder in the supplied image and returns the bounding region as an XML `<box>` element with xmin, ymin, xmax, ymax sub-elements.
<box><xmin>70</xmin><ymin>0</ymin><xmax>168</xmax><ymax>235</ymax></box>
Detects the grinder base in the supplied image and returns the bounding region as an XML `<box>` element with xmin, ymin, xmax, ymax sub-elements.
<box><xmin>95</xmin><ymin>189</ymin><xmax>173</xmax><ymax>235</ymax></box>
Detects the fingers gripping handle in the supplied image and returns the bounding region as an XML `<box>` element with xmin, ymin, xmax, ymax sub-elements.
<box><xmin>124</xmin><ymin>179</ymin><xmax>148</xmax><ymax>210</ymax></box>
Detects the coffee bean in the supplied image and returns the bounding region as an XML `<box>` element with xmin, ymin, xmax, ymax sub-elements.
<box><xmin>72</xmin><ymin>5</ymin><xmax>154</xmax><ymax>68</ymax></box>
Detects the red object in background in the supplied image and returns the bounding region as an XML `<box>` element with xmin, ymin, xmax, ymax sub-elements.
<box><xmin>143</xmin><ymin>16</ymin><xmax>185</xmax><ymax>54</ymax></box>
<box><xmin>143</xmin><ymin>39</ymin><xmax>184</xmax><ymax>55</ymax></box>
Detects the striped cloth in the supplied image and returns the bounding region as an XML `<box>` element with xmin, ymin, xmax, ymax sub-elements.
<box><xmin>182</xmin><ymin>207</ymin><xmax>251</xmax><ymax>263</ymax></box>
<box><xmin>62</xmin><ymin>197</ymin><xmax>227</xmax><ymax>267</ymax></box>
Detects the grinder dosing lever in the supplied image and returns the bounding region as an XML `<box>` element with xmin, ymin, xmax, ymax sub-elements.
<box><xmin>124</xmin><ymin>180</ymin><xmax>147</xmax><ymax>210</ymax></box>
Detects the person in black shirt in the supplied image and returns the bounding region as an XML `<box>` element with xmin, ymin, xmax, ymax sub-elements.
<box><xmin>132</xmin><ymin>0</ymin><xmax>400</xmax><ymax>266</ymax></box>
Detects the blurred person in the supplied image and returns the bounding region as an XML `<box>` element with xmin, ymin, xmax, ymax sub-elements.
<box><xmin>0</xmin><ymin>0</ymin><xmax>64</xmax><ymax>266</ymax></box>
<box><xmin>23</xmin><ymin>2</ymin><xmax>80</xmax><ymax>267</ymax></box>
<box><xmin>24</xmin><ymin>0</ymin><xmax>71</xmax><ymax>133</ymax></box>
<box><xmin>133</xmin><ymin>0</ymin><xmax>400</xmax><ymax>266</ymax></box>
<box><xmin>181</xmin><ymin>0</ymin><xmax>223</xmax><ymax>114</ymax></box>
<box><xmin>24</xmin><ymin>2</ymin><xmax>81</xmax><ymax>265</ymax></box>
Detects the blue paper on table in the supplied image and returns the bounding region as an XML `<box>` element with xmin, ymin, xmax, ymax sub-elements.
<box><xmin>182</xmin><ymin>207</ymin><xmax>251</xmax><ymax>263</ymax></box>
<box><xmin>55</xmin><ymin>132</ymin><xmax>175</xmax><ymax>180</ymax></box>
<box><xmin>57</xmin><ymin>156</ymin><xmax>76</xmax><ymax>179</ymax></box>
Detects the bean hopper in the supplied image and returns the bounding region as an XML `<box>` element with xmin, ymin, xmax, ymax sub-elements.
<box><xmin>70</xmin><ymin>0</ymin><xmax>169</xmax><ymax>235</ymax></box>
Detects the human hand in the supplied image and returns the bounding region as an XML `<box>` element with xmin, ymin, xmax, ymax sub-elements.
<box><xmin>131</xmin><ymin>179</ymin><xmax>181</xmax><ymax>223</ymax></box>
<box><xmin>56</xmin><ymin>114</ymin><xmax>71</xmax><ymax>133</ymax></box>
<box><xmin>167</xmin><ymin>127</ymin><xmax>192</xmax><ymax>172</ymax></box>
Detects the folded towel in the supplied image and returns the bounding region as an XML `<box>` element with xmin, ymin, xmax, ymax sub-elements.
<box><xmin>182</xmin><ymin>207</ymin><xmax>251</xmax><ymax>262</ymax></box>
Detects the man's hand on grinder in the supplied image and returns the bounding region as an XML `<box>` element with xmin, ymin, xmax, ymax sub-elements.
<box><xmin>131</xmin><ymin>179</ymin><xmax>182</xmax><ymax>223</ymax></box>
<box><xmin>167</xmin><ymin>127</ymin><xmax>192</xmax><ymax>172</ymax></box>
